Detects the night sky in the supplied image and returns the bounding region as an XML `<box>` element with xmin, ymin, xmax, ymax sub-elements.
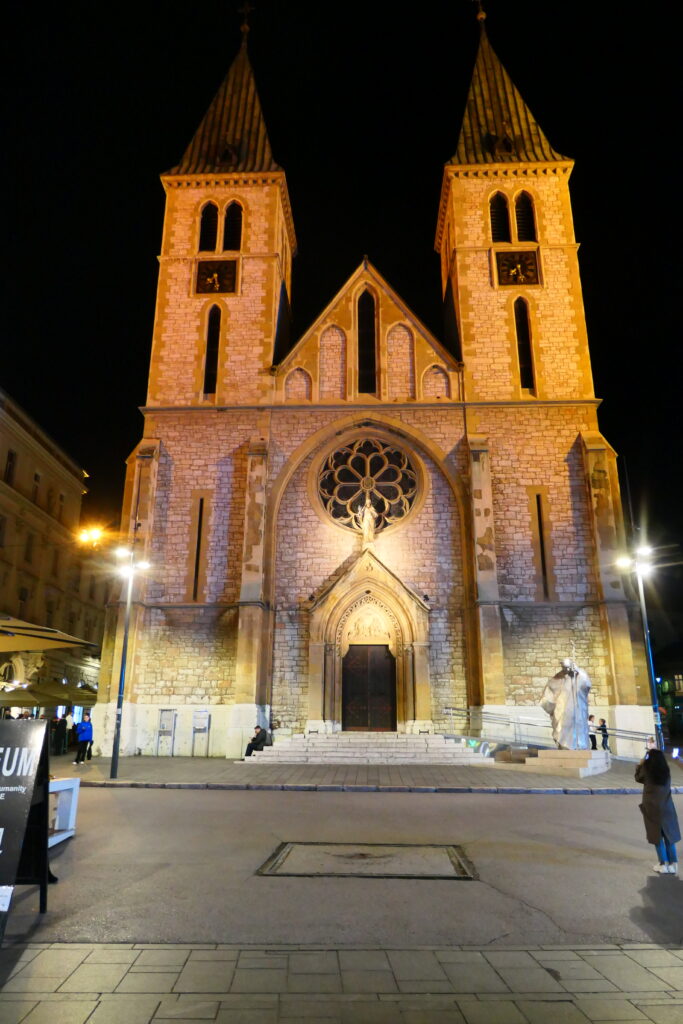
<box><xmin>5</xmin><ymin>1</ymin><xmax>681</xmax><ymax>646</ymax></box>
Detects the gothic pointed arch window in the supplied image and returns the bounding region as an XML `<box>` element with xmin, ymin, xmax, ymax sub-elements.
<box><xmin>223</xmin><ymin>202</ymin><xmax>243</xmax><ymax>251</ymax></box>
<box><xmin>515</xmin><ymin>191</ymin><xmax>537</xmax><ymax>242</ymax></box>
<box><xmin>514</xmin><ymin>297</ymin><xmax>535</xmax><ymax>391</ymax></box>
<box><xmin>203</xmin><ymin>305</ymin><xmax>221</xmax><ymax>395</ymax></box>
<box><xmin>489</xmin><ymin>192</ymin><xmax>511</xmax><ymax>243</ymax></box>
<box><xmin>357</xmin><ymin>290</ymin><xmax>377</xmax><ymax>395</ymax></box>
<box><xmin>199</xmin><ymin>202</ymin><xmax>219</xmax><ymax>252</ymax></box>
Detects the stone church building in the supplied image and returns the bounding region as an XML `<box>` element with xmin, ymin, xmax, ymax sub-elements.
<box><xmin>95</xmin><ymin>22</ymin><xmax>653</xmax><ymax>758</ymax></box>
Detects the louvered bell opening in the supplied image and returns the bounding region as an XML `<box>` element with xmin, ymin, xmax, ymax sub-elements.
<box><xmin>489</xmin><ymin>193</ymin><xmax>511</xmax><ymax>243</ymax></box>
<box><xmin>515</xmin><ymin>193</ymin><xmax>537</xmax><ymax>242</ymax></box>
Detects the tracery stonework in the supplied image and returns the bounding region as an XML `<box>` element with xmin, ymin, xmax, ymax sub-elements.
<box><xmin>318</xmin><ymin>438</ymin><xmax>418</xmax><ymax>534</ymax></box>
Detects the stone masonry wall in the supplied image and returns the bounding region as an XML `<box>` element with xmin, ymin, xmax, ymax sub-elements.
<box><xmin>133</xmin><ymin>606</ymin><xmax>237</xmax><ymax>705</ymax></box>
<box><xmin>271</xmin><ymin>433</ymin><xmax>466</xmax><ymax>730</ymax></box>
<box><xmin>501</xmin><ymin>603</ymin><xmax>610</xmax><ymax>708</ymax></box>
<box><xmin>472</xmin><ymin>405</ymin><xmax>599</xmax><ymax>604</ymax></box>
<box><xmin>149</xmin><ymin>182</ymin><xmax>287</xmax><ymax>407</ymax></box>
<box><xmin>319</xmin><ymin>326</ymin><xmax>346</xmax><ymax>399</ymax></box>
<box><xmin>448</xmin><ymin>172</ymin><xmax>594</xmax><ymax>403</ymax></box>
<box><xmin>386</xmin><ymin>325</ymin><xmax>415</xmax><ymax>400</ymax></box>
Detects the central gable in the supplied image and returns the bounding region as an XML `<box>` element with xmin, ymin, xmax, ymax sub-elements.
<box><xmin>275</xmin><ymin>260</ymin><xmax>460</xmax><ymax>405</ymax></box>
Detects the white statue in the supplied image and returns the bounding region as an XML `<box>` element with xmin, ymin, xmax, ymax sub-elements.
<box><xmin>540</xmin><ymin>657</ymin><xmax>592</xmax><ymax>750</ymax></box>
<box><xmin>356</xmin><ymin>495</ymin><xmax>377</xmax><ymax>548</ymax></box>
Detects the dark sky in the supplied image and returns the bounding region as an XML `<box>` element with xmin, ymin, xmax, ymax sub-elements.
<box><xmin>5</xmin><ymin>1</ymin><xmax>681</xmax><ymax>645</ymax></box>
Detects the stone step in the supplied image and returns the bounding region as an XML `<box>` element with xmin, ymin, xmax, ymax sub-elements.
<box><xmin>246</xmin><ymin>755</ymin><xmax>488</xmax><ymax>764</ymax></box>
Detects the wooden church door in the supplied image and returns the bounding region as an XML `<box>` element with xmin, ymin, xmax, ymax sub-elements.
<box><xmin>341</xmin><ymin>645</ymin><xmax>396</xmax><ymax>731</ymax></box>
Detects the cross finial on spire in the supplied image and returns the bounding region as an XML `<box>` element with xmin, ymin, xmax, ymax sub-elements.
<box><xmin>238</xmin><ymin>1</ymin><xmax>254</xmax><ymax>40</ymax></box>
<box><xmin>471</xmin><ymin>0</ymin><xmax>487</xmax><ymax>23</ymax></box>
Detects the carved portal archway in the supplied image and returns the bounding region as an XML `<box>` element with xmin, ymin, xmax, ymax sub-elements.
<box><xmin>305</xmin><ymin>551</ymin><xmax>432</xmax><ymax>733</ymax></box>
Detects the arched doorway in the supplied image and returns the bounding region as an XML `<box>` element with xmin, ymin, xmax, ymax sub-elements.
<box><xmin>306</xmin><ymin>550</ymin><xmax>432</xmax><ymax>733</ymax></box>
<box><xmin>342</xmin><ymin>644</ymin><xmax>397</xmax><ymax>731</ymax></box>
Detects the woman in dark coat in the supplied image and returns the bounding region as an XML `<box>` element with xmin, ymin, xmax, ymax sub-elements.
<box><xmin>635</xmin><ymin>737</ymin><xmax>680</xmax><ymax>874</ymax></box>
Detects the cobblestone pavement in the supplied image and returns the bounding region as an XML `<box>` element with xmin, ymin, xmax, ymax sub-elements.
<box><xmin>52</xmin><ymin>753</ymin><xmax>683</xmax><ymax>794</ymax></box>
<box><xmin>2</xmin><ymin>942</ymin><xmax>683</xmax><ymax>1022</ymax></box>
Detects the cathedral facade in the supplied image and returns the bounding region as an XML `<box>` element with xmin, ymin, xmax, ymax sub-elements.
<box><xmin>95</xmin><ymin>25</ymin><xmax>653</xmax><ymax>759</ymax></box>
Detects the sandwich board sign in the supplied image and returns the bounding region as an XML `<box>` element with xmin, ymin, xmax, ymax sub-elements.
<box><xmin>0</xmin><ymin>719</ymin><xmax>50</xmax><ymax>941</ymax></box>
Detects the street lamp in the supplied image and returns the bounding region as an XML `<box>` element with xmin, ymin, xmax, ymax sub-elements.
<box><xmin>615</xmin><ymin>546</ymin><xmax>665</xmax><ymax>750</ymax></box>
<box><xmin>110</xmin><ymin>547</ymin><xmax>150</xmax><ymax>780</ymax></box>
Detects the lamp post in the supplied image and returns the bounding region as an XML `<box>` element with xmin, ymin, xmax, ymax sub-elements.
<box><xmin>110</xmin><ymin>547</ymin><xmax>149</xmax><ymax>780</ymax></box>
<box><xmin>77</xmin><ymin>526</ymin><xmax>150</xmax><ymax>777</ymax></box>
<box><xmin>616</xmin><ymin>546</ymin><xmax>665</xmax><ymax>751</ymax></box>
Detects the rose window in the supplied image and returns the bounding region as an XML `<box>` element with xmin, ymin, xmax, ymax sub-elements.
<box><xmin>318</xmin><ymin>439</ymin><xmax>418</xmax><ymax>533</ymax></box>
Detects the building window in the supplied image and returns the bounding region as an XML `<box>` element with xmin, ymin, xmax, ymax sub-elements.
<box><xmin>4</xmin><ymin>450</ymin><xmax>17</xmax><ymax>486</ymax></box>
<box><xmin>0</xmin><ymin>515</ymin><xmax>6</xmax><ymax>549</ymax></box>
<box><xmin>318</xmin><ymin>438</ymin><xmax>418</xmax><ymax>534</ymax></box>
<box><xmin>203</xmin><ymin>305</ymin><xmax>221</xmax><ymax>395</ymax></box>
<box><xmin>198</xmin><ymin>202</ymin><xmax>219</xmax><ymax>252</ymax></box>
<box><xmin>51</xmin><ymin>548</ymin><xmax>60</xmax><ymax>578</ymax></box>
<box><xmin>515</xmin><ymin>191</ymin><xmax>537</xmax><ymax>242</ymax></box>
<box><xmin>88</xmin><ymin>574</ymin><xmax>96</xmax><ymax>600</ymax></box>
<box><xmin>45</xmin><ymin>600</ymin><xmax>55</xmax><ymax>628</ymax></box>
<box><xmin>57</xmin><ymin>493</ymin><xmax>65</xmax><ymax>524</ymax></box>
<box><xmin>24</xmin><ymin>533</ymin><xmax>34</xmax><ymax>564</ymax></box>
<box><xmin>18</xmin><ymin>586</ymin><xmax>29</xmax><ymax>619</ymax></box>
<box><xmin>357</xmin><ymin>291</ymin><xmax>377</xmax><ymax>395</ymax></box>
<box><xmin>489</xmin><ymin>192</ymin><xmax>511</xmax><ymax>243</ymax></box>
<box><xmin>528</xmin><ymin>488</ymin><xmax>554</xmax><ymax>601</ymax></box>
<box><xmin>223</xmin><ymin>202</ymin><xmax>242</xmax><ymax>250</ymax></box>
<box><xmin>514</xmin><ymin>298</ymin><xmax>535</xmax><ymax>390</ymax></box>
<box><xmin>32</xmin><ymin>471</ymin><xmax>41</xmax><ymax>503</ymax></box>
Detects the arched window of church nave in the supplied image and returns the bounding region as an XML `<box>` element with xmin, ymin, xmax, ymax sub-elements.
<box><xmin>489</xmin><ymin>192</ymin><xmax>511</xmax><ymax>243</ymax></box>
<box><xmin>515</xmin><ymin>191</ymin><xmax>537</xmax><ymax>242</ymax></box>
<box><xmin>223</xmin><ymin>202</ymin><xmax>243</xmax><ymax>251</ymax></box>
<box><xmin>203</xmin><ymin>305</ymin><xmax>221</xmax><ymax>395</ymax></box>
<box><xmin>514</xmin><ymin>298</ymin><xmax>535</xmax><ymax>391</ymax></box>
<box><xmin>422</xmin><ymin>365</ymin><xmax>450</xmax><ymax>400</ymax></box>
<box><xmin>357</xmin><ymin>290</ymin><xmax>377</xmax><ymax>395</ymax></box>
<box><xmin>198</xmin><ymin>202</ymin><xmax>219</xmax><ymax>252</ymax></box>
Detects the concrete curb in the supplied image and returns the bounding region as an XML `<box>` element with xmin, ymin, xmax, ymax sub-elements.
<box><xmin>78</xmin><ymin>780</ymin><xmax>663</xmax><ymax>795</ymax></box>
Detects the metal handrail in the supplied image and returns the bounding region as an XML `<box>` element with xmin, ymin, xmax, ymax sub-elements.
<box><xmin>441</xmin><ymin>706</ymin><xmax>652</xmax><ymax>749</ymax></box>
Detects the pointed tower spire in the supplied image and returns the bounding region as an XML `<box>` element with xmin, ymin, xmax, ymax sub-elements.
<box><xmin>452</xmin><ymin>18</ymin><xmax>568</xmax><ymax>165</ymax></box>
<box><xmin>170</xmin><ymin>31</ymin><xmax>279</xmax><ymax>174</ymax></box>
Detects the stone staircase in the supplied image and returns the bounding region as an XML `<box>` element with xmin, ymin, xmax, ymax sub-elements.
<box><xmin>246</xmin><ymin>732</ymin><xmax>490</xmax><ymax>765</ymax></box>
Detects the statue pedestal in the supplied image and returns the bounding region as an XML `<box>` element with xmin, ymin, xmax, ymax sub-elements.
<box><xmin>494</xmin><ymin>748</ymin><xmax>611</xmax><ymax>777</ymax></box>
<box><xmin>536</xmin><ymin>749</ymin><xmax>611</xmax><ymax>778</ymax></box>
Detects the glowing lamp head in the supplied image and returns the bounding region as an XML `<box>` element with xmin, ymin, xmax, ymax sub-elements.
<box><xmin>615</xmin><ymin>556</ymin><xmax>634</xmax><ymax>570</ymax></box>
<box><xmin>636</xmin><ymin>545</ymin><xmax>653</xmax><ymax>557</ymax></box>
<box><xmin>115</xmin><ymin>547</ymin><xmax>130</xmax><ymax>559</ymax></box>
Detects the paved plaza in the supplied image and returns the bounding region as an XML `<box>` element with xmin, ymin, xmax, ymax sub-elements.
<box><xmin>2</xmin><ymin>942</ymin><xmax>683</xmax><ymax>1023</ymax></box>
<box><xmin>1</xmin><ymin>756</ymin><xmax>682</xmax><ymax>1021</ymax></box>
<box><xmin>46</xmin><ymin>751</ymin><xmax>683</xmax><ymax>795</ymax></box>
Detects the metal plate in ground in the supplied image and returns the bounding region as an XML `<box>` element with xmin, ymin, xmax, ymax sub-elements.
<box><xmin>256</xmin><ymin>842</ymin><xmax>477</xmax><ymax>879</ymax></box>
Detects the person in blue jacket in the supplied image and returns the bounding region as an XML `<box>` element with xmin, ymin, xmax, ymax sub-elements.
<box><xmin>73</xmin><ymin>713</ymin><xmax>93</xmax><ymax>765</ymax></box>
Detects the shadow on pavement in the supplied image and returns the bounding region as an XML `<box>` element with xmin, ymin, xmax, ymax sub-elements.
<box><xmin>630</xmin><ymin>874</ymin><xmax>683</xmax><ymax>944</ymax></box>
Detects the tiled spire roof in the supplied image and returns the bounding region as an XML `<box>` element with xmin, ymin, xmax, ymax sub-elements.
<box><xmin>169</xmin><ymin>38</ymin><xmax>280</xmax><ymax>174</ymax></box>
<box><xmin>452</xmin><ymin>25</ymin><xmax>568</xmax><ymax>165</ymax></box>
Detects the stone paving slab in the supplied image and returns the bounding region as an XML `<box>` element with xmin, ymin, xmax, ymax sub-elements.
<box><xmin>2</xmin><ymin>943</ymin><xmax>682</xmax><ymax>1021</ymax></box>
<box><xmin>48</xmin><ymin>753</ymin><xmax>683</xmax><ymax>796</ymax></box>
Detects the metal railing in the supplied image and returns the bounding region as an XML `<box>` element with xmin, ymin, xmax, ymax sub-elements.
<box><xmin>441</xmin><ymin>706</ymin><xmax>653</xmax><ymax>757</ymax></box>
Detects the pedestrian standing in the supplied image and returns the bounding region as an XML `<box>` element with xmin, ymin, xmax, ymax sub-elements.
<box><xmin>73</xmin><ymin>713</ymin><xmax>93</xmax><ymax>765</ymax></box>
<box><xmin>588</xmin><ymin>715</ymin><xmax>598</xmax><ymax>750</ymax></box>
<box><xmin>635</xmin><ymin>736</ymin><xmax>680</xmax><ymax>875</ymax></box>
<box><xmin>598</xmin><ymin>718</ymin><xmax>610</xmax><ymax>751</ymax></box>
